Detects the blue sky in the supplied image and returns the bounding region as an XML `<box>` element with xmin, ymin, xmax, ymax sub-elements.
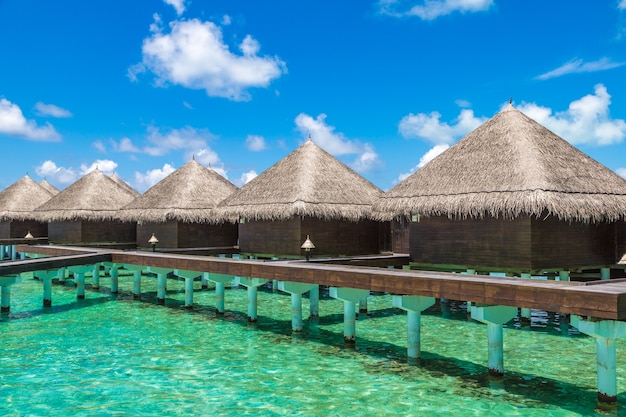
<box><xmin>1</xmin><ymin>0</ymin><xmax>626</xmax><ymax>193</ymax></box>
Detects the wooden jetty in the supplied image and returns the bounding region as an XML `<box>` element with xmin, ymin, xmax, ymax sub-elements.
<box><xmin>4</xmin><ymin>243</ymin><xmax>626</xmax><ymax>406</ymax></box>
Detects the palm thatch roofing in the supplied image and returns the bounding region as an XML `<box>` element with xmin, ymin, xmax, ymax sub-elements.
<box><xmin>0</xmin><ymin>175</ymin><xmax>54</xmax><ymax>221</ymax></box>
<box><xmin>375</xmin><ymin>103</ymin><xmax>626</xmax><ymax>223</ymax></box>
<box><xmin>33</xmin><ymin>168</ymin><xmax>139</xmax><ymax>222</ymax></box>
<box><xmin>118</xmin><ymin>159</ymin><xmax>237</xmax><ymax>223</ymax></box>
<box><xmin>217</xmin><ymin>138</ymin><xmax>382</xmax><ymax>222</ymax></box>
<box><xmin>39</xmin><ymin>179</ymin><xmax>60</xmax><ymax>195</ymax></box>
<box><xmin>110</xmin><ymin>173</ymin><xmax>140</xmax><ymax>197</ymax></box>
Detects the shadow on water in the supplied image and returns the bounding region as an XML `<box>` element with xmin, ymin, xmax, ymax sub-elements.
<box><xmin>3</xmin><ymin>275</ymin><xmax>622</xmax><ymax>415</ymax></box>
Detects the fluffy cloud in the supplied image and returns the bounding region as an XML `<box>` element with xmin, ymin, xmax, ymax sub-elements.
<box><xmin>34</xmin><ymin>102</ymin><xmax>72</xmax><ymax>118</ymax></box>
<box><xmin>35</xmin><ymin>159</ymin><xmax>118</xmax><ymax>186</ymax></box>
<box><xmin>617</xmin><ymin>168</ymin><xmax>626</xmax><ymax>178</ymax></box>
<box><xmin>245</xmin><ymin>135</ymin><xmax>267</xmax><ymax>151</ymax></box>
<box><xmin>134</xmin><ymin>163</ymin><xmax>177</xmax><ymax>192</ymax></box>
<box><xmin>517</xmin><ymin>84</ymin><xmax>626</xmax><ymax>146</ymax></box>
<box><xmin>294</xmin><ymin>113</ymin><xmax>381</xmax><ymax>172</ymax></box>
<box><xmin>234</xmin><ymin>170</ymin><xmax>258</xmax><ymax>187</ymax></box>
<box><xmin>378</xmin><ymin>0</ymin><xmax>494</xmax><ymax>20</ymax></box>
<box><xmin>535</xmin><ymin>58</ymin><xmax>624</xmax><ymax>80</ymax></box>
<box><xmin>129</xmin><ymin>17</ymin><xmax>286</xmax><ymax>101</ymax></box>
<box><xmin>164</xmin><ymin>0</ymin><xmax>185</xmax><ymax>16</ymax></box>
<box><xmin>0</xmin><ymin>98</ymin><xmax>61</xmax><ymax>141</ymax></box>
<box><xmin>396</xmin><ymin>144</ymin><xmax>450</xmax><ymax>183</ymax></box>
<box><xmin>620</xmin><ymin>0</ymin><xmax>626</xmax><ymax>10</ymax></box>
<box><xmin>399</xmin><ymin>108</ymin><xmax>485</xmax><ymax>144</ymax></box>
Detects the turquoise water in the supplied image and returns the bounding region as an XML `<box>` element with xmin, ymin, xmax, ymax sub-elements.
<box><xmin>1</xmin><ymin>271</ymin><xmax>625</xmax><ymax>416</ymax></box>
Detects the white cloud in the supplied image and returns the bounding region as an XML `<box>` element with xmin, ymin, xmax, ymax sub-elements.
<box><xmin>535</xmin><ymin>57</ymin><xmax>624</xmax><ymax>80</ymax></box>
<box><xmin>294</xmin><ymin>113</ymin><xmax>381</xmax><ymax>172</ymax></box>
<box><xmin>245</xmin><ymin>135</ymin><xmax>266</xmax><ymax>151</ymax></box>
<box><xmin>234</xmin><ymin>170</ymin><xmax>257</xmax><ymax>187</ymax></box>
<box><xmin>112</xmin><ymin>137</ymin><xmax>141</xmax><ymax>153</ymax></box>
<box><xmin>0</xmin><ymin>98</ymin><xmax>61</xmax><ymax>141</ymax></box>
<box><xmin>221</xmin><ymin>15</ymin><xmax>232</xmax><ymax>26</ymax></box>
<box><xmin>399</xmin><ymin>108</ymin><xmax>485</xmax><ymax>144</ymax></box>
<box><xmin>164</xmin><ymin>0</ymin><xmax>185</xmax><ymax>16</ymax></box>
<box><xmin>93</xmin><ymin>140</ymin><xmax>106</xmax><ymax>152</ymax></box>
<box><xmin>518</xmin><ymin>84</ymin><xmax>626</xmax><ymax>146</ymax></box>
<box><xmin>617</xmin><ymin>168</ymin><xmax>626</xmax><ymax>178</ymax></box>
<box><xmin>80</xmin><ymin>159</ymin><xmax>118</xmax><ymax>176</ymax></box>
<box><xmin>396</xmin><ymin>144</ymin><xmax>450</xmax><ymax>183</ymax></box>
<box><xmin>134</xmin><ymin>163</ymin><xmax>177</xmax><ymax>192</ymax></box>
<box><xmin>619</xmin><ymin>0</ymin><xmax>626</xmax><ymax>10</ymax></box>
<box><xmin>34</xmin><ymin>102</ymin><xmax>72</xmax><ymax>118</ymax></box>
<box><xmin>35</xmin><ymin>160</ymin><xmax>77</xmax><ymax>185</ymax></box>
<box><xmin>378</xmin><ymin>0</ymin><xmax>494</xmax><ymax>20</ymax></box>
<box><xmin>130</xmin><ymin>18</ymin><xmax>286</xmax><ymax>101</ymax></box>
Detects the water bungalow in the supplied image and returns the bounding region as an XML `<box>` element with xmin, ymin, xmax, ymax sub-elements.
<box><xmin>33</xmin><ymin>169</ymin><xmax>137</xmax><ymax>245</ymax></box>
<box><xmin>118</xmin><ymin>159</ymin><xmax>238</xmax><ymax>249</ymax></box>
<box><xmin>375</xmin><ymin>103</ymin><xmax>626</xmax><ymax>276</ymax></box>
<box><xmin>0</xmin><ymin>175</ymin><xmax>54</xmax><ymax>239</ymax></box>
<box><xmin>217</xmin><ymin>138</ymin><xmax>384</xmax><ymax>258</ymax></box>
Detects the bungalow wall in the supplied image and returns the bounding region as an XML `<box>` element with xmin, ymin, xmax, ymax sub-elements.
<box><xmin>136</xmin><ymin>220</ymin><xmax>238</xmax><ymax>249</ymax></box>
<box><xmin>391</xmin><ymin>219</ymin><xmax>410</xmax><ymax>254</ymax></box>
<box><xmin>49</xmin><ymin>220</ymin><xmax>136</xmax><ymax>244</ymax></box>
<box><xmin>409</xmin><ymin>215</ymin><xmax>618</xmax><ymax>272</ymax></box>
<box><xmin>0</xmin><ymin>220</ymin><xmax>48</xmax><ymax>239</ymax></box>
<box><xmin>239</xmin><ymin>217</ymin><xmax>381</xmax><ymax>257</ymax></box>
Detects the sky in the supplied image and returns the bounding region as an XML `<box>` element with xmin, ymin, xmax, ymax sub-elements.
<box><xmin>1</xmin><ymin>0</ymin><xmax>626</xmax><ymax>193</ymax></box>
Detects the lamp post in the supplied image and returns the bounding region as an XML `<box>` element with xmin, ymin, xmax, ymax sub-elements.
<box><xmin>148</xmin><ymin>233</ymin><xmax>159</xmax><ymax>252</ymax></box>
<box><xmin>24</xmin><ymin>231</ymin><xmax>33</xmax><ymax>239</ymax></box>
<box><xmin>301</xmin><ymin>235</ymin><xmax>315</xmax><ymax>262</ymax></box>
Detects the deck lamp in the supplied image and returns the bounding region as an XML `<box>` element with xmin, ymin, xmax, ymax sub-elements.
<box><xmin>301</xmin><ymin>235</ymin><xmax>315</xmax><ymax>262</ymax></box>
<box><xmin>24</xmin><ymin>231</ymin><xmax>34</xmax><ymax>239</ymax></box>
<box><xmin>148</xmin><ymin>233</ymin><xmax>159</xmax><ymax>252</ymax></box>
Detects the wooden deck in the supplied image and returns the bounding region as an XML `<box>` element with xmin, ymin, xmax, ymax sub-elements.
<box><xmin>11</xmin><ymin>244</ymin><xmax>626</xmax><ymax>321</ymax></box>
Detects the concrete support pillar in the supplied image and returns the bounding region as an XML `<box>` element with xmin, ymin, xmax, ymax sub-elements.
<box><xmin>110</xmin><ymin>267</ymin><xmax>119</xmax><ymax>294</ymax></box>
<box><xmin>571</xmin><ymin>316</ymin><xmax>626</xmax><ymax>405</ymax></box>
<box><xmin>133</xmin><ymin>271</ymin><xmax>141</xmax><ymax>300</ymax></box>
<box><xmin>329</xmin><ymin>287</ymin><xmax>370</xmax><ymax>345</ymax></box>
<box><xmin>520</xmin><ymin>273</ymin><xmax>532</xmax><ymax>324</ymax></box>
<box><xmin>359</xmin><ymin>294</ymin><xmax>369</xmax><ymax>314</ymax></box>
<box><xmin>57</xmin><ymin>267</ymin><xmax>66</xmax><ymax>283</ymax></box>
<box><xmin>92</xmin><ymin>264</ymin><xmax>100</xmax><ymax>290</ymax></box>
<box><xmin>601</xmin><ymin>268</ymin><xmax>611</xmax><ymax>280</ymax></box>
<box><xmin>559</xmin><ymin>270</ymin><xmax>570</xmax><ymax>282</ymax></box>
<box><xmin>309</xmin><ymin>284</ymin><xmax>319</xmax><ymax>317</ymax></box>
<box><xmin>201</xmin><ymin>272</ymin><xmax>208</xmax><ymax>290</ymax></box>
<box><xmin>278</xmin><ymin>281</ymin><xmax>315</xmax><ymax>332</ymax></box>
<box><xmin>42</xmin><ymin>271</ymin><xmax>52</xmax><ymax>307</ymax></box>
<box><xmin>205</xmin><ymin>273</ymin><xmax>233</xmax><ymax>314</ymax></box>
<box><xmin>184</xmin><ymin>277</ymin><xmax>194</xmax><ymax>308</ymax></box>
<box><xmin>236</xmin><ymin>277</ymin><xmax>269</xmax><ymax>323</ymax></box>
<box><xmin>11</xmin><ymin>245</ymin><xmax>16</xmax><ymax>260</ymax></box>
<box><xmin>75</xmin><ymin>272</ymin><xmax>86</xmax><ymax>300</ymax></box>
<box><xmin>0</xmin><ymin>245</ymin><xmax>4</xmax><ymax>260</ymax></box>
<box><xmin>464</xmin><ymin>269</ymin><xmax>475</xmax><ymax>313</ymax></box>
<box><xmin>470</xmin><ymin>304</ymin><xmax>517</xmax><ymax>377</ymax></box>
<box><xmin>216</xmin><ymin>282</ymin><xmax>225</xmax><ymax>314</ymax></box>
<box><xmin>19</xmin><ymin>251</ymin><xmax>26</xmax><ymax>260</ymax></box>
<box><xmin>392</xmin><ymin>295</ymin><xmax>436</xmax><ymax>360</ymax></box>
<box><xmin>156</xmin><ymin>273</ymin><xmax>166</xmax><ymax>305</ymax></box>
<box><xmin>1</xmin><ymin>285</ymin><xmax>11</xmax><ymax>312</ymax></box>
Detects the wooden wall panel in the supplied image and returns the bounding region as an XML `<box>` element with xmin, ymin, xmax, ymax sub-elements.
<box><xmin>82</xmin><ymin>221</ymin><xmax>137</xmax><ymax>243</ymax></box>
<box><xmin>239</xmin><ymin>218</ymin><xmax>301</xmax><ymax>256</ymax></box>
<box><xmin>7</xmin><ymin>220</ymin><xmax>48</xmax><ymax>239</ymax></box>
<box><xmin>391</xmin><ymin>219</ymin><xmax>410</xmax><ymax>254</ymax></box>
<box><xmin>531</xmin><ymin>217</ymin><xmax>616</xmax><ymax>270</ymax></box>
<box><xmin>49</xmin><ymin>221</ymin><xmax>82</xmax><ymax>243</ymax></box>
<box><xmin>615</xmin><ymin>221</ymin><xmax>626</xmax><ymax>263</ymax></box>
<box><xmin>0</xmin><ymin>222</ymin><xmax>11</xmax><ymax>239</ymax></box>
<box><xmin>137</xmin><ymin>221</ymin><xmax>178</xmax><ymax>248</ymax></box>
<box><xmin>409</xmin><ymin>216</ymin><xmax>532</xmax><ymax>271</ymax></box>
<box><xmin>301</xmin><ymin>218</ymin><xmax>380</xmax><ymax>257</ymax></box>
<box><xmin>177</xmin><ymin>222</ymin><xmax>238</xmax><ymax>248</ymax></box>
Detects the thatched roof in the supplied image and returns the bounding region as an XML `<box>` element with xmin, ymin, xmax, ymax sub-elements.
<box><xmin>217</xmin><ymin>138</ymin><xmax>382</xmax><ymax>222</ymax></box>
<box><xmin>118</xmin><ymin>159</ymin><xmax>237</xmax><ymax>223</ymax></box>
<box><xmin>110</xmin><ymin>173</ymin><xmax>140</xmax><ymax>197</ymax></box>
<box><xmin>39</xmin><ymin>179</ymin><xmax>60</xmax><ymax>195</ymax></box>
<box><xmin>0</xmin><ymin>175</ymin><xmax>54</xmax><ymax>221</ymax></box>
<box><xmin>375</xmin><ymin>104</ymin><xmax>626</xmax><ymax>223</ymax></box>
<box><xmin>33</xmin><ymin>169</ymin><xmax>138</xmax><ymax>222</ymax></box>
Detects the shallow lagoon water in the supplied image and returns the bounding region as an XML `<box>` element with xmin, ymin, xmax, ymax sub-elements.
<box><xmin>2</xmin><ymin>271</ymin><xmax>626</xmax><ymax>416</ymax></box>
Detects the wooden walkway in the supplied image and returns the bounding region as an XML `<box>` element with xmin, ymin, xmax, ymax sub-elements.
<box><xmin>7</xmin><ymin>244</ymin><xmax>626</xmax><ymax>321</ymax></box>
